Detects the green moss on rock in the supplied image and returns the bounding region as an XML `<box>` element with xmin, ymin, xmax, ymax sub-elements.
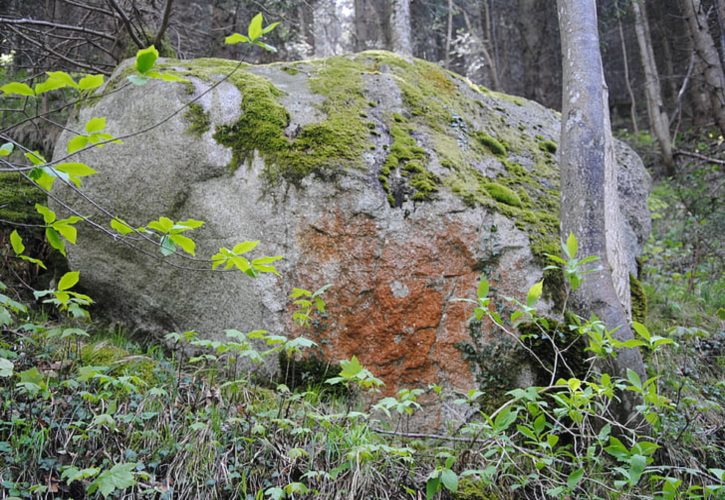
<box><xmin>379</xmin><ymin>117</ymin><xmax>439</xmax><ymax>205</ymax></box>
<box><xmin>0</xmin><ymin>173</ymin><xmax>45</xmax><ymax>223</ymax></box>
<box><xmin>630</xmin><ymin>273</ymin><xmax>648</xmax><ymax>323</ymax></box>
<box><xmin>475</xmin><ymin>132</ymin><xmax>507</xmax><ymax>156</ymax></box>
<box><xmin>184</xmin><ymin>103</ymin><xmax>211</xmax><ymax>137</ymax></box>
<box><xmin>483</xmin><ymin>182</ymin><xmax>522</xmax><ymax>207</ymax></box>
<box><xmin>538</xmin><ymin>139</ymin><xmax>558</xmax><ymax>154</ymax></box>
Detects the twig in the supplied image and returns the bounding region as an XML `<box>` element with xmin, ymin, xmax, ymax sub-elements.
<box><xmin>154</xmin><ymin>0</ymin><xmax>175</xmax><ymax>48</ymax></box>
<box><xmin>674</xmin><ymin>148</ymin><xmax>725</xmax><ymax>165</ymax></box>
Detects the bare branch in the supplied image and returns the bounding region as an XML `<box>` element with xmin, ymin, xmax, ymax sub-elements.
<box><xmin>0</xmin><ymin>17</ymin><xmax>116</xmax><ymax>41</ymax></box>
<box><xmin>154</xmin><ymin>0</ymin><xmax>175</xmax><ymax>48</ymax></box>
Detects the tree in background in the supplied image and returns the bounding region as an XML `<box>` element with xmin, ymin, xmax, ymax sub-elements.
<box><xmin>557</xmin><ymin>0</ymin><xmax>646</xmax><ymax>421</ymax></box>
<box><xmin>630</xmin><ymin>0</ymin><xmax>675</xmax><ymax>175</ymax></box>
<box><xmin>680</xmin><ymin>0</ymin><xmax>725</xmax><ymax>135</ymax></box>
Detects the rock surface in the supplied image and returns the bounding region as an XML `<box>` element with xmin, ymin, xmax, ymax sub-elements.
<box><xmin>52</xmin><ymin>51</ymin><xmax>650</xmax><ymax>424</ymax></box>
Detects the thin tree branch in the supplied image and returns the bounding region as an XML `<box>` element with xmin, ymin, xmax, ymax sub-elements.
<box><xmin>154</xmin><ymin>0</ymin><xmax>175</xmax><ymax>48</ymax></box>
<box><xmin>673</xmin><ymin>148</ymin><xmax>725</xmax><ymax>165</ymax></box>
<box><xmin>0</xmin><ymin>17</ymin><xmax>116</xmax><ymax>41</ymax></box>
<box><xmin>105</xmin><ymin>0</ymin><xmax>145</xmax><ymax>49</ymax></box>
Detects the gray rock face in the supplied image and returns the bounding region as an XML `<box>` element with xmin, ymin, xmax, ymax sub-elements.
<box><xmin>52</xmin><ymin>51</ymin><xmax>650</xmax><ymax>421</ymax></box>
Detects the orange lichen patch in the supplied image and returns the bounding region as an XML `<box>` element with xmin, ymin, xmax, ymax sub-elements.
<box><xmin>292</xmin><ymin>208</ymin><xmax>480</xmax><ymax>395</ymax></box>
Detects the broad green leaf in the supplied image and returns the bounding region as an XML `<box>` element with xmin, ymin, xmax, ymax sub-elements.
<box><xmin>9</xmin><ymin>230</ymin><xmax>25</xmax><ymax>255</ymax></box>
<box><xmin>127</xmin><ymin>74</ymin><xmax>149</xmax><ymax>86</ymax></box>
<box><xmin>176</xmin><ymin>218</ymin><xmax>205</xmax><ymax>229</ymax></box>
<box><xmin>566</xmin><ymin>232</ymin><xmax>578</xmax><ymax>258</ymax></box>
<box><xmin>111</xmin><ymin>218</ymin><xmax>135</xmax><ymax>235</ymax></box>
<box><xmin>55</xmin><ymin>162</ymin><xmax>96</xmax><ymax>178</ymax></box>
<box><xmin>632</xmin><ymin>321</ymin><xmax>651</xmax><ymax>341</ymax></box>
<box><xmin>34</xmin><ymin>77</ymin><xmax>67</xmax><ymax>95</ymax></box>
<box><xmin>67</xmin><ymin>135</ymin><xmax>89</xmax><ymax>153</ymax></box>
<box><xmin>147</xmin><ymin>216</ymin><xmax>174</xmax><ymax>233</ymax></box>
<box><xmin>35</xmin><ymin>204</ymin><xmax>56</xmax><ymax>224</ymax></box>
<box><xmin>426</xmin><ymin>477</ymin><xmax>440</xmax><ymax>500</ymax></box>
<box><xmin>58</xmin><ymin>271</ymin><xmax>80</xmax><ymax>291</ymax></box>
<box><xmin>46</xmin><ymin>71</ymin><xmax>78</xmax><ymax>88</ymax></box>
<box><xmin>25</xmin><ymin>151</ymin><xmax>47</xmax><ymax>166</ymax></box>
<box><xmin>0</xmin><ymin>82</ymin><xmax>34</xmax><ymax>96</ymax></box>
<box><xmin>254</xmin><ymin>41</ymin><xmax>277</xmax><ymax>53</ymax></box>
<box><xmin>170</xmin><ymin>234</ymin><xmax>195</xmax><ymax>256</ymax></box>
<box><xmin>567</xmin><ymin>468</ymin><xmax>584</xmax><ymax>489</ymax></box>
<box><xmin>440</xmin><ymin>469</ymin><xmax>458</xmax><ymax>492</ymax></box>
<box><xmin>626</xmin><ymin>369</ymin><xmax>642</xmax><ymax>389</ymax></box>
<box><xmin>340</xmin><ymin>356</ymin><xmax>364</xmax><ymax>378</ymax></box>
<box><xmin>477</xmin><ymin>278</ymin><xmax>489</xmax><ymax>299</ymax></box>
<box><xmin>135</xmin><ymin>46</ymin><xmax>159</xmax><ymax>74</ymax></box>
<box><xmin>262</xmin><ymin>21</ymin><xmax>280</xmax><ymax>34</ymax></box>
<box><xmin>526</xmin><ymin>280</ymin><xmax>543</xmax><ymax>307</ymax></box>
<box><xmin>78</xmin><ymin>74</ymin><xmax>104</xmax><ymax>90</ymax></box>
<box><xmin>225</xmin><ymin>33</ymin><xmax>249</xmax><ymax>45</ymax></box>
<box><xmin>0</xmin><ymin>358</ymin><xmax>13</xmax><ymax>378</ymax></box>
<box><xmin>248</xmin><ymin>13</ymin><xmax>264</xmax><ymax>40</ymax></box>
<box><xmin>0</xmin><ymin>142</ymin><xmax>13</xmax><ymax>156</ymax></box>
<box><xmin>233</xmin><ymin>240</ymin><xmax>259</xmax><ymax>254</ymax></box>
<box><xmin>85</xmin><ymin>117</ymin><xmax>106</xmax><ymax>133</ymax></box>
<box><xmin>159</xmin><ymin>235</ymin><xmax>176</xmax><ymax>256</ymax></box>
<box><xmin>628</xmin><ymin>454</ymin><xmax>647</xmax><ymax>485</ymax></box>
<box><xmin>54</xmin><ymin>223</ymin><xmax>78</xmax><ymax>244</ymax></box>
<box><xmin>45</xmin><ymin>227</ymin><xmax>65</xmax><ymax>255</ymax></box>
<box><xmin>88</xmin><ymin>462</ymin><xmax>137</xmax><ymax>497</ymax></box>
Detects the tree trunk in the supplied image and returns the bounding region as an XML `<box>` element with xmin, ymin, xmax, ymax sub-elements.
<box><xmin>681</xmin><ymin>0</ymin><xmax>725</xmax><ymax>135</ymax></box>
<box><xmin>557</xmin><ymin>0</ymin><xmax>646</xmax><ymax>423</ymax></box>
<box><xmin>616</xmin><ymin>0</ymin><xmax>639</xmax><ymax>134</ymax></box>
<box><xmin>313</xmin><ymin>0</ymin><xmax>338</xmax><ymax>57</ymax></box>
<box><xmin>631</xmin><ymin>0</ymin><xmax>675</xmax><ymax>175</ymax></box>
<box><xmin>390</xmin><ymin>0</ymin><xmax>412</xmax><ymax>56</ymax></box>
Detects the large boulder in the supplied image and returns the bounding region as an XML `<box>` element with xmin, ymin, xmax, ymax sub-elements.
<box><xmin>52</xmin><ymin>51</ymin><xmax>650</xmax><ymax>420</ymax></box>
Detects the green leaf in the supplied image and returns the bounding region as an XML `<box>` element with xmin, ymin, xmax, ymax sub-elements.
<box><xmin>58</xmin><ymin>271</ymin><xmax>80</xmax><ymax>291</ymax></box>
<box><xmin>426</xmin><ymin>476</ymin><xmax>440</xmax><ymax>500</ymax></box>
<box><xmin>626</xmin><ymin>369</ymin><xmax>642</xmax><ymax>390</ymax></box>
<box><xmin>127</xmin><ymin>74</ymin><xmax>149</xmax><ymax>86</ymax></box>
<box><xmin>147</xmin><ymin>216</ymin><xmax>174</xmax><ymax>234</ymax></box>
<box><xmin>55</xmin><ymin>162</ymin><xmax>96</xmax><ymax>178</ymax></box>
<box><xmin>54</xmin><ymin>222</ymin><xmax>78</xmax><ymax>244</ymax></box>
<box><xmin>45</xmin><ymin>227</ymin><xmax>65</xmax><ymax>255</ymax></box>
<box><xmin>631</xmin><ymin>321</ymin><xmax>651</xmax><ymax>341</ymax></box>
<box><xmin>248</xmin><ymin>13</ymin><xmax>264</xmax><ymax>40</ymax></box>
<box><xmin>35</xmin><ymin>204</ymin><xmax>56</xmax><ymax>224</ymax></box>
<box><xmin>477</xmin><ymin>278</ymin><xmax>489</xmax><ymax>299</ymax></box>
<box><xmin>135</xmin><ymin>46</ymin><xmax>159</xmax><ymax>74</ymax></box>
<box><xmin>340</xmin><ymin>356</ymin><xmax>364</xmax><ymax>379</ymax></box>
<box><xmin>46</xmin><ymin>71</ymin><xmax>79</xmax><ymax>88</ymax></box>
<box><xmin>34</xmin><ymin>77</ymin><xmax>68</xmax><ymax>95</ymax></box>
<box><xmin>174</xmin><ymin>218</ymin><xmax>205</xmax><ymax>230</ymax></box>
<box><xmin>67</xmin><ymin>135</ymin><xmax>90</xmax><ymax>153</ymax></box>
<box><xmin>159</xmin><ymin>235</ymin><xmax>176</xmax><ymax>256</ymax></box>
<box><xmin>0</xmin><ymin>358</ymin><xmax>13</xmax><ymax>378</ymax></box>
<box><xmin>111</xmin><ymin>218</ymin><xmax>135</xmax><ymax>235</ymax></box>
<box><xmin>254</xmin><ymin>41</ymin><xmax>277</xmax><ymax>53</ymax></box>
<box><xmin>567</xmin><ymin>468</ymin><xmax>584</xmax><ymax>490</ymax></box>
<box><xmin>262</xmin><ymin>21</ymin><xmax>280</xmax><ymax>34</ymax></box>
<box><xmin>88</xmin><ymin>462</ymin><xmax>137</xmax><ymax>497</ymax></box>
<box><xmin>10</xmin><ymin>230</ymin><xmax>25</xmax><ymax>255</ymax></box>
<box><xmin>78</xmin><ymin>74</ymin><xmax>104</xmax><ymax>90</ymax></box>
<box><xmin>170</xmin><ymin>234</ymin><xmax>196</xmax><ymax>256</ymax></box>
<box><xmin>440</xmin><ymin>469</ymin><xmax>458</xmax><ymax>492</ymax></box>
<box><xmin>0</xmin><ymin>142</ymin><xmax>14</xmax><ymax>156</ymax></box>
<box><xmin>225</xmin><ymin>33</ymin><xmax>249</xmax><ymax>45</ymax></box>
<box><xmin>233</xmin><ymin>240</ymin><xmax>259</xmax><ymax>254</ymax></box>
<box><xmin>19</xmin><ymin>254</ymin><xmax>47</xmax><ymax>269</ymax></box>
<box><xmin>1</xmin><ymin>82</ymin><xmax>34</xmax><ymax>96</ymax></box>
<box><xmin>566</xmin><ymin>232</ymin><xmax>578</xmax><ymax>258</ymax></box>
<box><xmin>526</xmin><ymin>280</ymin><xmax>543</xmax><ymax>307</ymax></box>
<box><xmin>25</xmin><ymin>151</ymin><xmax>47</xmax><ymax>166</ymax></box>
<box><xmin>85</xmin><ymin>117</ymin><xmax>106</xmax><ymax>133</ymax></box>
<box><xmin>628</xmin><ymin>454</ymin><xmax>647</xmax><ymax>485</ymax></box>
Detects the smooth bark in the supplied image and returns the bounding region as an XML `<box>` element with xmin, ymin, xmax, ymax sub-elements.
<box><xmin>557</xmin><ymin>0</ymin><xmax>646</xmax><ymax>423</ymax></box>
<box><xmin>390</xmin><ymin>0</ymin><xmax>412</xmax><ymax>56</ymax></box>
<box><xmin>631</xmin><ymin>0</ymin><xmax>674</xmax><ymax>175</ymax></box>
<box><xmin>681</xmin><ymin>0</ymin><xmax>725</xmax><ymax>135</ymax></box>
